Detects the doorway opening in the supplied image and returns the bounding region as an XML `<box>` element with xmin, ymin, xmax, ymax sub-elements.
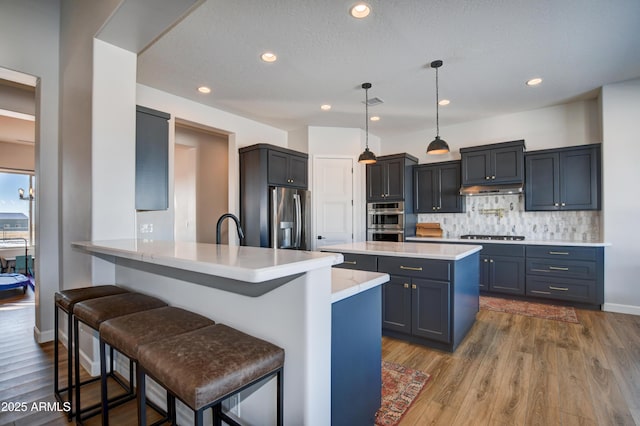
<box><xmin>174</xmin><ymin>121</ymin><xmax>229</xmax><ymax>244</ymax></box>
<box><xmin>0</xmin><ymin>74</ymin><xmax>36</xmax><ymax>268</ymax></box>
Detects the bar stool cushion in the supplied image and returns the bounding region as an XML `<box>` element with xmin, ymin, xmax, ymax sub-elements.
<box><xmin>73</xmin><ymin>292</ymin><xmax>167</xmax><ymax>330</ymax></box>
<box><xmin>137</xmin><ymin>324</ymin><xmax>285</xmax><ymax>410</ymax></box>
<box><xmin>99</xmin><ymin>307</ymin><xmax>215</xmax><ymax>359</ymax></box>
<box><xmin>55</xmin><ymin>285</ymin><xmax>129</xmax><ymax>312</ymax></box>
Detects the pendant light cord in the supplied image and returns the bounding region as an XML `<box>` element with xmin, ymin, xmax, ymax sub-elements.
<box><xmin>365</xmin><ymin>86</ymin><xmax>369</xmax><ymax>148</ymax></box>
<box><xmin>435</xmin><ymin>66</ymin><xmax>440</xmax><ymax>138</ymax></box>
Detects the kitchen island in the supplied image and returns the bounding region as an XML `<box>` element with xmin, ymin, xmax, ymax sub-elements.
<box><xmin>72</xmin><ymin>239</ymin><xmax>343</xmax><ymax>425</ymax></box>
<box><xmin>322</xmin><ymin>241</ymin><xmax>482</xmax><ymax>352</ymax></box>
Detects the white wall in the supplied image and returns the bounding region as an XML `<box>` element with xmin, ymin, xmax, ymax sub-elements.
<box><xmin>0</xmin><ymin>0</ymin><xmax>60</xmax><ymax>341</ymax></box>
<box><xmin>136</xmin><ymin>84</ymin><xmax>288</xmax><ymax>242</ymax></box>
<box><xmin>601</xmin><ymin>79</ymin><xmax>640</xmax><ymax>315</ymax></box>
<box><xmin>389</xmin><ymin>99</ymin><xmax>601</xmax><ymax>164</ymax></box>
<box><xmin>91</xmin><ymin>39</ymin><xmax>138</xmax><ymax>283</ymax></box>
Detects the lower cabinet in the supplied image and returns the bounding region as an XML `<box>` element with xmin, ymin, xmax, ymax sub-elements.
<box><xmin>382</xmin><ymin>275</ymin><xmax>451</xmax><ymax>343</ymax></box>
<box><xmin>480</xmin><ymin>244</ymin><xmax>526</xmax><ymax>295</ymax></box>
<box><xmin>378</xmin><ymin>254</ymin><xmax>477</xmax><ymax>352</ymax></box>
<box><xmin>525</xmin><ymin>245</ymin><xmax>604</xmax><ymax>305</ymax></box>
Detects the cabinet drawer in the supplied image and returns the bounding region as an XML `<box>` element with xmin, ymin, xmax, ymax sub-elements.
<box><xmin>526</xmin><ymin>245</ymin><xmax>597</xmax><ymax>261</ymax></box>
<box><xmin>334</xmin><ymin>253</ymin><xmax>377</xmax><ymax>272</ymax></box>
<box><xmin>526</xmin><ymin>276</ymin><xmax>597</xmax><ymax>303</ymax></box>
<box><xmin>378</xmin><ymin>256</ymin><xmax>450</xmax><ymax>281</ymax></box>
<box><xmin>526</xmin><ymin>258</ymin><xmax>596</xmax><ymax>280</ymax></box>
<box><xmin>481</xmin><ymin>243</ymin><xmax>525</xmax><ymax>257</ymax></box>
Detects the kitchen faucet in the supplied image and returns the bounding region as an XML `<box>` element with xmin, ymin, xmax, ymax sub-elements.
<box><xmin>216</xmin><ymin>213</ymin><xmax>245</xmax><ymax>244</ymax></box>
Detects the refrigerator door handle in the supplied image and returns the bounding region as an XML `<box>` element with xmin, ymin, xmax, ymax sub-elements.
<box><xmin>294</xmin><ymin>193</ymin><xmax>302</xmax><ymax>248</ymax></box>
<box><xmin>272</xmin><ymin>188</ymin><xmax>278</xmax><ymax>248</ymax></box>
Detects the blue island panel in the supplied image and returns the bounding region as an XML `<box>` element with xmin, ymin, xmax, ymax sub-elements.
<box><xmin>331</xmin><ymin>285</ymin><xmax>382</xmax><ymax>425</ymax></box>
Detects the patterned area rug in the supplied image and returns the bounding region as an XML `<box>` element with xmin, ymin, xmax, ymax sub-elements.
<box><xmin>480</xmin><ymin>295</ymin><xmax>579</xmax><ymax>323</ymax></box>
<box><xmin>375</xmin><ymin>361</ymin><xmax>430</xmax><ymax>426</ymax></box>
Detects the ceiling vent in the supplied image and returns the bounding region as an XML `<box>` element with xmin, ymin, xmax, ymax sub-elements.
<box><xmin>364</xmin><ymin>97</ymin><xmax>384</xmax><ymax>107</ymax></box>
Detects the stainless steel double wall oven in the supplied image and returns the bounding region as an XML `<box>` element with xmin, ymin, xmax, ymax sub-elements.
<box><xmin>367</xmin><ymin>201</ymin><xmax>405</xmax><ymax>242</ymax></box>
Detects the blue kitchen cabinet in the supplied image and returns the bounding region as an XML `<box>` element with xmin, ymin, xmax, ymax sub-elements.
<box><xmin>525</xmin><ymin>144</ymin><xmax>601</xmax><ymax>211</ymax></box>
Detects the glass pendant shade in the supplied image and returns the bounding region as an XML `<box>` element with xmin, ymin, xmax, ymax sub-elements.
<box><xmin>358</xmin><ymin>82</ymin><xmax>377</xmax><ymax>164</ymax></box>
<box><xmin>427</xmin><ymin>135</ymin><xmax>450</xmax><ymax>155</ymax></box>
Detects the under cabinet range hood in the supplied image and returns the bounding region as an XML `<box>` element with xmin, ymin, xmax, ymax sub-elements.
<box><xmin>459</xmin><ymin>184</ymin><xmax>524</xmax><ymax>196</ymax></box>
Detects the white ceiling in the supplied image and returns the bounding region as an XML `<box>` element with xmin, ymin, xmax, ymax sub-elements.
<box><xmin>137</xmin><ymin>0</ymin><xmax>640</xmax><ymax>139</ymax></box>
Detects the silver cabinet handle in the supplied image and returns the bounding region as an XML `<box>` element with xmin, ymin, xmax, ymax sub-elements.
<box><xmin>549</xmin><ymin>251</ymin><xmax>569</xmax><ymax>255</ymax></box>
<box><xmin>343</xmin><ymin>260</ymin><xmax>357</xmax><ymax>265</ymax></box>
<box><xmin>549</xmin><ymin>266</ymin><xmax>569</xmax><ymax>271</ymax></box>
<box><xmin>483</xmin><ymin>259</ymin><xmax>489</xmax><ymax>263</ymax></box>
<box><xmin>561</xmin><ymin>203</ymin><xmax>566</xmax><ymax>207</ymax></box>
<box><xmin>554</xmin><ymin>203</ymin><xmax>559</xmax><ymax>207</ymax></box>
<box><xmin>549</xmin><ymin>286</ymin><xmax>569</xmax><ymax>291</ymax></box>
<box><xmin>531</xmin><ymin>290</ymin><xmax>551</xmax><ymax>295</ymax></box>
<box><xmin>400</xmin><ymin>265</ymin><xmax>423</xmax><ymax>271</ymax></box>
<box><xmin>403</xmin><ymin>283</ymin><xmax>409</xmax><ymax>289</ymax></box>
<box><xmin>491</xmin><ymin>176</ymin><xmax>496</xmax><ymax>179</ymax></box>
<box><xmin>489</xmin><ymin>259</ymin><xmax>494</xmax><ymax>263</ymax></box>
<box><xmin>412</xmin><ymin>284</ymin><xmax>417</xmax><ymax>290</ymax></box>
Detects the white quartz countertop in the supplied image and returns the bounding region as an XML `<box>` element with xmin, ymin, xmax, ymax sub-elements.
<box><xmin>321</xmin><ymin>241</ymin><xmax>482</xmax><ymax>260</ymax></box>
<box><xmin>406</xmin><ymin>236</ymin><xmax>611</xmax><ymax>247</ymax></box>
<box><xmin>72</xmin><ymin>239</ymin><xmax>343</xmax><ymax>283</ymax></box>
<box><xmin>331</xmin><ymin>268</ymin><xmax>389</xmax><ymax>303</ymax></box>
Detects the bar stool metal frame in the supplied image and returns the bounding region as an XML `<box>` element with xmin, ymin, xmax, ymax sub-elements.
<box><xmin>53</xmin><ymin>286</ymin><xmax>129</xmax><ymax>421</ymax></box>
<box><xmin>137</xmin><ymin>365</ymin><xmax>283</xmax><ymax>426</ymax></box>
<box><xmin>72</xmin><ymin>293</ymin><xmax>167</xmax><ymax>425</ymax></box>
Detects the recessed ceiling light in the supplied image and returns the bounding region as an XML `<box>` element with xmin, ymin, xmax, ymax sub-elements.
<box><xmin>350</xmin><ymin>2</ymin><xmax>371</xmax><ymax>18</ymax></box>
<box><xmin>320</xmin><ymin>104</ymin><xmax>332</xmax><ymax>111</ymax></box>
<box><xmin>370</xmin><ymin>116</ymin><xmax>380</xmax><ymax>121</ymax></box>
<box><xmin>438</xmin><ymin>99</ymin><xmax>450</xmax><ymax>106</ymax></box>
<box><xmin>261</xmin><ymin>52</ymin><xmax>277</xmax><ymax>63</ymax></box>
<box><xmin>198</xmin><ymin>86</ymin><xmax>211</xmax><ymax>94</ymax></box>
<box><xmin>526</xmin><ymin>78</ymin><xmax>543</xmax><ymax>86</ymax></box>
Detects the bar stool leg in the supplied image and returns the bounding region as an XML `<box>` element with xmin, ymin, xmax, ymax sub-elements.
<box><xmin>277</xmin><ymin>369</ymin><xmax>283</xmax><ymax>426</ymax></box>
<box><xmin>138</xmin><ymin>365</ymin><xmax>146</xmax><ymax>426</ymax></box>
<box><xmin>74</xmin><ymin>317</ymin><xmax>82</xmax><ymax>424</ymax></box>
<box><xmin>100</xmin><ymin>338</ymin><xmax>109</xmax><ymax>426</ymax></box>
<box><xmin>67</xmin><ymin>307</ymin><xmax>74</xmax><ymax>420</ymax></box>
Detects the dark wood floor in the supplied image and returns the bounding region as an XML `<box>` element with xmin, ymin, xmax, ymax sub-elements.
<box><xmin>1</xmin><ymin>288</ymin><xmax>639</xmax><ymax>425</ymax></box>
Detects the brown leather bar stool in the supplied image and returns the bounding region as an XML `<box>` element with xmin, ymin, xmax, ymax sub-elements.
<box><xmin>72</xmin><ymin>292</ymin><xmax>168</xmax><ymax>425</ymax></box>
<box><xmin>137</xmin><ymin>324</ymin><xmax>285</xmax><ymax>426</ymax></box>
<box><xmin>98</xmin><ymin>306</ymin><xmax>215</xmax><ymax>425</ymax></box>
<box><xmin>54</xmin><ymin>285</ymin><xmax>130</xmax><ymax>420</ymax></box>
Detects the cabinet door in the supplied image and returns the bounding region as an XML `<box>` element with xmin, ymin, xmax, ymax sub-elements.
<box><xmin>525</xmin><ymin>152</ymin><xmax>560</xmax><ymax>211</ymax></box>
<box><xmin>489</xmin><ymin>255</ymin><xmax>525</xmax><ymax>295</ymax></box>
<box><xmin>136</xmin><ymin>106</ymin><xmax>169</xmax><ymax>211</ymax></box>
<box><xmin>438</xmin><ymin>163</ymin><xmax>464</xmax><ymax>213</ymax></box>
<box><xmin>414</xmin><ymin>166</ymin><xmax>436</xmax><ymax>212</ymax></box>
<box><xmin>267</xmin><ymin>150</ymin><xmax>290</xmax><ymax>186</ymax></box>
<box><xmin>560</xmin><ymin>147</ymin><xmax>600</xmax><ymax>210</ymax></box>
<box><xmin>491</xmin><ymin>145</ymin><xmax>524</xmax><ymax>184</ymax></box>
<box><xmin>461</xmin><ymin>151</ymin><xmax>491</xmax><ymax>185</ymax></box>
<box><xmin>479</xmin><ymin>255</ymin><xmax>490</xmax><ymax>290</ymax></box>
<box><xmin>288</xmin><ymin>155</ymin><xmax>308</xmax><ymax>188</ymax></box>
<box><xmin>411</xmin><ymin>278</ymin><xmax>450</xmax><ymax>343</ymax></box>
<box><xmin>366</xmin><ymin>162</ymin><xmax>387</xmax><ymax>201</ymax></box>
<box><xmin>385</xmin><ymin>159</ymin><xmax>405</xmax><ymax>200</ymax></box>
<box><xmin>382</xmin><ymin>276</ymin><xmax>412</xmax><ymax>334</ymax></box>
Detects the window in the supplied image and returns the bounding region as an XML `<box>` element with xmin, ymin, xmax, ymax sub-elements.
<box><xmin>0</xmin><ymin>171</ymin><xmax>34</xmax><ymax>247</ymax></box>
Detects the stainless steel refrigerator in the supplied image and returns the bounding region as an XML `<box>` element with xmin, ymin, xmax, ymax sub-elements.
<box><xmin>271</xmin><ymin>186</ymin><xmax>311</xmax><ymax>250</ymax></box>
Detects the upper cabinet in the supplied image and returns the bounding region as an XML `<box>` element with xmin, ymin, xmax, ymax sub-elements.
<box><xmin>414</xmin><ymin>161</ymin><xmax>464</xmax><ymax>213</ymax></box>
<box><xmin>460</xmin><ymin>140</ymin><xmax>525</xmax><ymax>186</ymax></box>
<box><xmin>525</xmin><ymin>144</ymin><xmax>601</xmax><ymax>211</ymax></box>
<box><xmin>366</xmin><ymin>153</ymin><xmax>418</xmax><ymax>202</ymax></box>
<box><xmin>267</xmin><ymin>148</ymin><xmax>308</xmax><ymax>189</ymax></box>
<box><xmin>135</xmin><ymin>105</ymin><xmax>170</xmax><ymax>211</ymax></box>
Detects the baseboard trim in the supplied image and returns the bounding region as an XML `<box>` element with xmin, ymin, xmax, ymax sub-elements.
<box><xmin>33</xmin><ymin>326</ymin><xmax>54</xmax><ymax>343</ymax></box>
<box><xmin>602</xmin><ymin>303</ymin><xmax>640</xmax><ymax>316</ymax></box>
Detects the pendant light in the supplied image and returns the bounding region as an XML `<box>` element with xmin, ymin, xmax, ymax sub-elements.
<box><xmin>426</xmin><ymin>60</ymin><xmax>450</xmax><ymax>155</ymax></box>
<box><xmin>358</xmin><ymin>82</ymin><xmax>377</xmax><ymax>164</ymax></box>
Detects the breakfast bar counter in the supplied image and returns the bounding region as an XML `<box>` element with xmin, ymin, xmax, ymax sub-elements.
<box><xmin>72</xmin><ymin>239</ymin><xmax>343</xmax><ymax>425</ymax></box>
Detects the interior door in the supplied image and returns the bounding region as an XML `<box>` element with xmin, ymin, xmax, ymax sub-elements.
<box><xmin>314</xmin><ymin>157</ymin><xmax>354</xmax><ymax>249</ymax></box>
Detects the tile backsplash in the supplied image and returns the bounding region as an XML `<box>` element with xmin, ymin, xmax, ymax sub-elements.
<box><xmin>417</xmin><ymin>194</ymin><xmax>601</xmax><ymax>241</ymax></box>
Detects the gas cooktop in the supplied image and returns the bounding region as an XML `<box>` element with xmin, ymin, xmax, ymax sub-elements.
<box><xmin>460</xmin><ymin>234</ymin><xmax>525</xmax><ymax>241</ymax></box>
